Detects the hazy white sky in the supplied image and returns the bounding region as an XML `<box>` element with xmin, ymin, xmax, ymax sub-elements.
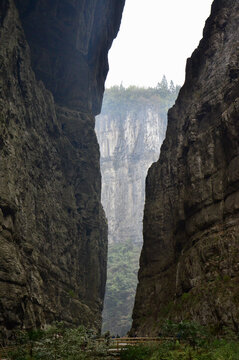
<box><xmin>106</xmin><ymin>0</ymin><xmax>213</xmax><ymax>88</ymax></box>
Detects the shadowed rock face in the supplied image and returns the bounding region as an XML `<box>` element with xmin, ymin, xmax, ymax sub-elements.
<box><xmin>15</xmin><ymin>0</ymin><xmax>125</xmax><ymax>114</ymax></box>
<box><xmin>0</xmin><ymin>0</ymin><xmax>124</xmax><ymax>341</ymax></box>
<box><xmin>131</xmin><ymin>0</ymin><xmax>239</xmax><ymax>335</ymax></box>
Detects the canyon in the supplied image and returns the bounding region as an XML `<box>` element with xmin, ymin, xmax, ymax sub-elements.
<box><xmin>96</xmin><ymin>85</ymin><xmax>177</xmax><ymax>335</ymax></box>
<box><xmin>0</xmin><ymin>0</ymin><xmax>238</xmax><ymax>344</ymax></box>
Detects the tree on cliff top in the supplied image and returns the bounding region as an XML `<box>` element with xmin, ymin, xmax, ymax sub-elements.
<box><xmin>102</xmin><ymin>76</ymin><xmax>180</xmax><ymax>120</ymax></box>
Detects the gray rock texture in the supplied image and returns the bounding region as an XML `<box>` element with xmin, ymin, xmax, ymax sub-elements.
<box><xmin>131</xmin><ymin>0</ymin><xmax>239</xmax><ymax>335</ymax></box>
<box><xmin>0</xmin><ymin>0</ymin><xmax>124</xmax><ymax>341</ymax></box>
<box><xmin>96</xmin><ymin>96</ymin><xmax>167</xmax><ymax>245</ymax></box>
<box><xmin>14</xmin><ymin>0</ymin><xmax>125</xmax><ymax>115</ymax></box>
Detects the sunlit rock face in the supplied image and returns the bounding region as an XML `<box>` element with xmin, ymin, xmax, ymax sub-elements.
<box><xmin>131</xmin><ymin>0</ymin><xmax>239</xmax><ymax>335</ymax></box>
<box><xmin>96</xmin><ymin>105</ymin><xmax>167</xmax><ymax>245</ymax></box>
<box><xmin>0</xmin><ymin>0</ymin><xmax>124</xmax><ymax>341</ymax></box>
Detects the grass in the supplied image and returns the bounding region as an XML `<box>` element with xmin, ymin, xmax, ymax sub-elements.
<box><xmin>120</xmin><ymin>321</ymin><xmax>239</xmax><ymax>360</ymax></box>
<box><xmin>2</xmin><ymin>321</ymin><xmax>239</xmax><ymax>360</ymax></box>
<box><xmin>120</xmin><ymin>340</ymin><xmax>239</xmax><ymax>360</ymax></box>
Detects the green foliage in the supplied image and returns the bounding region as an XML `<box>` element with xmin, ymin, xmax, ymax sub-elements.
<box><xmin>68</xmin><ymin>289</ymin><xmax>76</xmax><ymax>298</ymax></box>
<box><xmin>7</xmin><ymin>322</ymin><xmax>239</xmax><ymax>360</ymax></box>
<box><xmin>181</xmin><ymin>292</ymin><xmax>191</xmax><ymax>302</ymax></box>
<box><xmin>120</xmin><ymin>340</ymin><xmax>239</xmax><ymax>360</ymax></box>
<box><xmin>102</xmin><ymin>240</ymin><xmax>142</xmax><ymax>336</ymax></box>
<box><xmin>206</xmin><ymin>339</ymin><xmax>239</xmax><ymax>360</ymax></box>
<box><xmin>6</xmin><ymin>323</ymin><xmax>109</xmax><ymax>360</ymax></box>
<box><xmin>120</xmin><ymin>344</ymin><xmax>156</xmax><ymax>360</ymax></box>
<box><xmin>161</xmin><ymin>320</ymin><xmax>207</xmax><ymax>347</ymax></box>
<box><xmin>102</xmin><ymin>77</ymin><xmax>180</xmax><ymax>122</ymax></box>
<box><xmin>120</xmin><ymin>321</ymin><xmax>239</xmax><ymax>360</ymax></box>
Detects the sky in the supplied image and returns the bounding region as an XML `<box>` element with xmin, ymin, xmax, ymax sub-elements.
<box><xmin>105</xmin><ymin>0</ymin><xmax>213</xmax><ymax>88</ymax></box>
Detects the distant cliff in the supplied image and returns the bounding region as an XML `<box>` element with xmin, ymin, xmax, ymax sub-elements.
<box><xmin>96</xmin><ymin>85</ymin><xmax>179</xmax><ymax>335</ymax></box>
<box><xmin>132</xmin><ymin>0</ymin><xmax>239</xmax><ymax>335</ymax></box>
<box><xmin>96</xmin><ymin>85</ymin><xmax>178</xmax><ymax>245</ymax></box>
<box><xmin>0</xmin><ymin>0</ymin><xmax>124</xmax><ymax>341</ymax></box>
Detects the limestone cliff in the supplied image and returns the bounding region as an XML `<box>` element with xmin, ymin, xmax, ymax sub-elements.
<box><xmin>0</xmin><ymin>0</ymin><xmax>124</xmax><ymax>341</ymax></box>
<box><xmin>96</xmin><ymin>89</ymin><xmax>168</xmax><ymax>245</ymax></box>
<box><xmin>132</xmin><ymin>0</ymin><xmax>239</xmax><ymax>335</ymax></box>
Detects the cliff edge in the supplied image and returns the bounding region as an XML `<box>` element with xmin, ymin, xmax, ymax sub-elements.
<box><xmin>132</xmin><ymin>0</ymin><xmax>239</xmax><ymax>335</ymax></box>
<box><xmin>0</xmin><ymin>0</ymin><xmax>124</xmax><ymax>341</ymax></box>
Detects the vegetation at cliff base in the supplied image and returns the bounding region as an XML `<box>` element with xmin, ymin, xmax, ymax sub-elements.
<box><xmin>4</xmin><ymin>323</ymin><xmax>108</xmax><ymax>360</ymax></box>
<box><xmin>120</xmin><ymin>340</ymin><xmax>239</xmax><ymax>360</ymax></box>
<box><xmin>102</xmin><ymin>240</ymin><xmax>142</xmax><ymax>336</ymax></box>
<box><xmin>120</xmin><ymin>321</ymin><xmax>239</xmax><ymax>360</ymax></box>
<box><xmin>3</xmin><ymin>321</ymin><xmax>239</xmax><ymax>360</ymax></box>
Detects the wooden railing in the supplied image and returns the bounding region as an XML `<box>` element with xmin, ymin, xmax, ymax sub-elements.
<box><xmin>98</xmin><ymin>336</ymin><xmax>168</xmax><ymax>354</ymax></box>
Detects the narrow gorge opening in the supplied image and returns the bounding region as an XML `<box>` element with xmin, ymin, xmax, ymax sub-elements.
<box><xmin>96</xmin><ymin>0</ymin><xmax>213</xmax><ymax>336</ymax></box>
<box><xmin>1</xmin><ymin>0</ymin><xmax>239</xmax><ymax>353</ymax></box>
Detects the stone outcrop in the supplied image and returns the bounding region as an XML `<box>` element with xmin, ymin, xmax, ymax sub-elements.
<box><xmin>132</xmin><ymin>0</ymin><xmax>239</xmax><ymax>335</ymax></box>
<box><xmin>96</xmin><ymin>95</ymin><xmax>167</xmax><ymax>245</ymax></box>
<box><xmin>0</xmin><ymin>0</ymin><xmax>124</xmax><ymax>341</ymax></box>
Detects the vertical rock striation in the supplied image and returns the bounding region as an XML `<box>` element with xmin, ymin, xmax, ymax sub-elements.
<box><xmin>96</xmin><ymin>98</ymin><xmax>167</xmax><ymax>245</ymax></box>
<box><xmin>132</xmin><ymin>0</ymin><xmax>239</xmax><ymax>335</ymax></box>
<box><xmin>0</xmin><ymin>0</ymin><xmax>124</xmax><ymax>341</ymax></box>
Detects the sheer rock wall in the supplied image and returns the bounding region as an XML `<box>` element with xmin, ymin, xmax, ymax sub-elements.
<box><xmin>132</xmin><ymin>0</ymin><xmax>239</xmax><ymax>335</ymax></box>
<box><xmin>0</xmin><ymin>0</ymin><xmax>124</xmax><ymax>341</ymax></box>
<box><xmin>96</xmin><ymin>106</ymin><xmax>167</xmax><ymax>245</ymax></box>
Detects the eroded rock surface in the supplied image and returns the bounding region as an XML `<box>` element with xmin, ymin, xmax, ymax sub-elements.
<box><xmin>132</xmin><ymin>0</ymin><xmax>239</xmax><ymax>335</ymax></box>
<box><xmin>0</xmin><ymin>0</ymin><xmax>124</xmax><ymax>341</ymax></box>
<box><xmin>96</xmin><ymin>98</ymin><xmax>167</xmax><ymax>245</ymax></box>
<box><xmin>14</xmin><ymin>0</ymin><xmax>125</xmax><ymax>114</ymax></box>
